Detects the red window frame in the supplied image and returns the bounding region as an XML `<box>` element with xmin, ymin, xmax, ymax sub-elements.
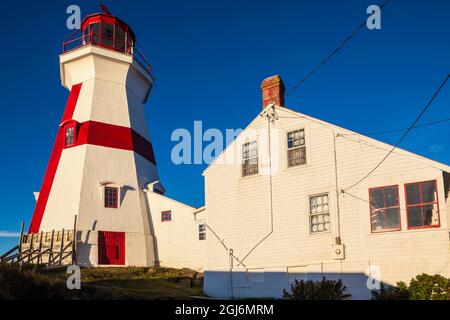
<box><xmin>369</xmin><ymin>185</ymin><xmax>401</xmax><ymax>233</ymax></box>
<box><xmin>405</xmin><ymin>180</ymin><xmax>440</xmax><ymax>230</ymax></box>
<box><xmin>63</xmin><ymin>122</ymin><xmax>77</xmax><ymax>147</ymax></box>
<box><xmin>161</xmin><ymin>210</ymin><xmax>172</xmax><ymax>222</ymax></box>
<box><xmin>104</xmin><ymin>186</ymin><xmax>119</xmax><ymax>209</ymax></box>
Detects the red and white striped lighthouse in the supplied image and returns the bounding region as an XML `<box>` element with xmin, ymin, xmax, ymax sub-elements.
<box><xmin>28</xmin><ymin>9</ymin><xmax>162</xmax><ymax>266</ymax></box>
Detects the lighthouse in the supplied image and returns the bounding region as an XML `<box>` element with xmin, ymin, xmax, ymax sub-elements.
<box><xmin>28</xmin><ymin>9</ymin><xmax>162</xmax><ymax>266</ymax></box>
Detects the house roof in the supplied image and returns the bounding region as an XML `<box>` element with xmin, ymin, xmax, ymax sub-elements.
<box><xmin>202</xmin><ymin>104</ymin><xmax>450</xmax><ymax>175</ymax></box>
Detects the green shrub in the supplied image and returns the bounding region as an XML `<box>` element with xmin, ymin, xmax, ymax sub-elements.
<box><xmin>283</xmin><ymin>277</ymin><xmax>351</xmax><ymax>300</ymax></box>
<box><xmin>371</xmin><ymin>282</ymin><xmax>410</xmax><ymax>300</ymax></box>
<box><xmin>373</xmin><ymin>274</ymin><xmax>450</xmax><ymax>300</ymax></box>
<box><xmin>408</xmin><ymin>274</ymin><xmax>450</xmax><ymax>300</ymax></box>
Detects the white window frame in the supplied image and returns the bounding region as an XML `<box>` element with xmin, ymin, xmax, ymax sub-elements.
<box><xmin>308</xmin><ymin>193</ymin><xmax>331</xmax><ymax>234</ymax></box>
<box><xmin>198</xmin><ymin>224</ymin><xmax>206</xmax><ymax>240</ymax></box>
<box><xmin>242</xmin><ymin>140</ymin><xmax>258</xmax><ymax>177</ymax></box>
<box><xmin>286</xmin><ymin>128</ymin><xmax>307</xmax><ymax>168</ymax></box>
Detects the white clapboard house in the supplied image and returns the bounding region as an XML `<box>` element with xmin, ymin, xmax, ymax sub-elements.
<box><xmin>199</xmin><ymin>75</ymin><xmax>450</xmax><ymax>299</ymax></box>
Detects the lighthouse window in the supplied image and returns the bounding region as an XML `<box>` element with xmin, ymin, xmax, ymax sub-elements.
<box><xmin>102</xmin><ymin>23</ymin><xmax>114</xmax><ymax>47</ymax></box>
<box><xmin>115</xmin><ymin>25</ymin><xmax>126</xmax><ymax>51</ymax></box>
<box><xmin>104</xmin><ymin>187</ymin><xmax>119</xmax><ymax>209</ymax></box>
<box><xmin>82</xmin><ymin>26</ymin><xmax>89</xmax><ymax>45</ymax></box>
<box><xmin>65</xmin><ymin>126</ymin><xmax>75</xmax><ymax>147</ymax></box>
<box><xmin>198</xmin><ymin>224</ymin><xmax>206</xmax><ymax>241</ymax></box>
<box><xmin>161</xmin><ymin>210</ymin><xmax>172</xmax><ymax>222</ymax></box>
<box><xmin>90</xmin><ymin>23</ymin><xmax>100</xmax><ymax>44</ymax></box>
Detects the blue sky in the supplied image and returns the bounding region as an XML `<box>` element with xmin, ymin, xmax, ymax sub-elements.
<box><xmin>0</xmin><ymin>0</ymin><xmax>449</xmax><ymax>252</ymax></box>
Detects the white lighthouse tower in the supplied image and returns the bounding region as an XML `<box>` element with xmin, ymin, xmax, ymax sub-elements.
<box><xmin>28</xmin><ymin>9</ymin><xmax>163</xmax><ymax>266</ymax></box>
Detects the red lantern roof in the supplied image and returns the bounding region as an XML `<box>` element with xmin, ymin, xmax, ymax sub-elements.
<box><xmin>62</xmin><ymin>11</ymin><xmax>152</xmax><ymax>74</ymax></box>
<box><xmin>81</xmin><ymin>13</ymin><xmax>136</xmax><ymax>43</ymax></box>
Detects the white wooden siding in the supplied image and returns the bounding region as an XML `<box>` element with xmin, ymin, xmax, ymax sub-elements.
<box><xmin>203</xmin><ymin>106</ymin><xmax>450</xmax><ymax>299</ymax></box>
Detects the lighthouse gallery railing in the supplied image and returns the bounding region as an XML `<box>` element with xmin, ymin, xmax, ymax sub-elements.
<box><xmin>62</xmin><ymin>32</ymin><xmax>152</xmax><ymax>74</ymax></box>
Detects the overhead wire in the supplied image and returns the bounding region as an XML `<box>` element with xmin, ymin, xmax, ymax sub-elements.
<box><xmin>343</xmin><ymin>74</ymin><xmax>450</xmax><ymax>191</ymax></box>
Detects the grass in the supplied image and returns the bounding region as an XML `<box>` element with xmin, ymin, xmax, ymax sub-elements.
<box><xmin>0</xmin><ymin>265</ymin><xmax>203</xmax><ymax>300</ymax></box>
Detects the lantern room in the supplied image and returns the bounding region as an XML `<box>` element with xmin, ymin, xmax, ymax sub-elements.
<box><xmin>63</xmin><ymin>13</ymin><xmax>135</xmax><ymax>54</ymax></box>
<box><xmin>62</xmin><ymin>10</ymin><xmax>152</xmax><ymax>74</ymax></box>
<box><xmin>80</xmin><ymin>13</ymin><xmax>135</xmax><ymax>54</ymax></box>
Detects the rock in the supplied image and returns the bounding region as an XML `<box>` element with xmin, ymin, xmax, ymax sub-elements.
<box><xmin>192</xmin><ymin>278</ymin><xmax>203</xmax><ymax>288</ymax></box>
<box><xmin>180</xmin><ymin>268</ymin><xmax>197</xmax><ymax>279</ymax></box>
<box><xmin>177</xmin><ymin>277</ymin><xmax>192</xmax><ymax>287</ymax></box>
<box><xmin>195</xmin><ymin>272</ymin><xmax>204</xmax><ymax>280</ymax></box>
<box><xmin>146</xmin><ymin>267</ymin><xmax>157</xmax><ymax>273</ymax></box>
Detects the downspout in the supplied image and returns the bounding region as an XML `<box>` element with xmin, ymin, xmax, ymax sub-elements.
<box><xmin>332</xmin><ymin>132</ymin><xmax>342</xmax><ymax>242</ymax></box>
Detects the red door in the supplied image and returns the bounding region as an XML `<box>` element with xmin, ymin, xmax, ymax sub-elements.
<box><xmin>98</xmin><ymin>231</ymin><xmax>125</xmax><ymax>265</ymax></box>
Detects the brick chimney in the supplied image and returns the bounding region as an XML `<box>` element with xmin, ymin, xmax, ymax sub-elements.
<box><xmin>261</xmin><ymin>75</ymin><xmax>285</xmax><ymax>109</ymax></box>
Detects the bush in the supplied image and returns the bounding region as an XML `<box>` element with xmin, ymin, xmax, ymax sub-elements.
<box><xmin>371</xmin><ymin>282</ymin><xmax>410</xmax><ymax>300</ymax></box>
<box><xmin>408</xmin><ymin>274</ymin><xmax>450</xmax><ymax>300</ymax></box>
<box><xmin>373</xmin><ymin>274</ymin><xmax>450</xmax><ymax>300</ymax></box>
<box><xmin>283</xmin><ymin>277</ymin><xmax>351</xmax><ymax>300</ymax></box>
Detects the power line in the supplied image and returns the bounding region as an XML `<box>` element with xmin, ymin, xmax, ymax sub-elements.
<box><xmin>339</xmin><ymin>117</ymin><xmax>450</xmax><ymax>136</ymax></box>
<box><xmin>284</xmin><ymin>0</ymin><xmax>392</xmax><ymax>98</ymax></box>
<box><xmin>343</xmin><ymin>74</ymin><xmax>450</xmax><ymax>191</ymax></box>
<box><xmin>279</xmin><ymin>115</ymin><xmax>450</xmax><ymax>136</ymax></box>
<box><xmin>337</xmin><ymin>133</ymin><xmax>449</xmax><ymax>172</ymax></box>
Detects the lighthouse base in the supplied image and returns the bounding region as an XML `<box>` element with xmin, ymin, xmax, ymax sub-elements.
<box><xmin>76</xmin><ymin>230</ymin><xmax>156</xmax><ymax>267</ymax></box>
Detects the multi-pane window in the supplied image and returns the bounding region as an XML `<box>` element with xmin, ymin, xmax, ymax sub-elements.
<box><xmin>198</xmin><ymin>224</ymin><xmax>206</xmax><ymax>240</ymax></box>
<box><xmin>309</xmin><ymin>193</ymin><xmax>330</xmax><ymax>233</ymax></box>
<box><xmin>102</xmin><ymin>23</ymin><xmax>114</xmax><ymax>47</ymax></box>
<box><xmin>161</xmin><ymin>210</ymin><xmax>172</xmax><ymax>222</ymax></box>
<box><xmin>90</xmin><ymin>23</ymin><xmax>100</xmax><ymax>44</ymax></box>
<box><xmin>405</xmin><ymin>180</ymin><xmax>439</xmax><ymax>229</ymax></box>
<box><xmin>369</xmin><ymin>185</ymin><xmax>401</xmax><ymax>232</ymax></box>
<box><xmin>65</xmin><ymin>126</ymin><xmax>75</xmax><ymax>146</ymax></box>
<box><xmin>242</xmin><ymin>141</ymin><xmax>258</xmax><ymax>177</ymax></box>
<box><xmin>287</xmin><ymin>129</ymin><xmax>306</xmax><ymax>167</ymax></box>
<box><xmin>104</xmin><ymin>187</ymin><xmax>118</xmax><ymax>208</ymax></box>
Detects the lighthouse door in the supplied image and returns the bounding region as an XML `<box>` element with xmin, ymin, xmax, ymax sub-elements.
<box><xmin>98</xmin><ymin>231</ymin><xmax>125</xmax><ymax>265</ymax></box>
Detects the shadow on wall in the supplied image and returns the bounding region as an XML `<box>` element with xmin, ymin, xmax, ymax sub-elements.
<box><xmin>76</xmin><ymin>232</ymin><xmax>94</xmax><ymax>267</ymax></box>
<box><xmin>204</xmin><ymin>271</ymin><xmax>384</xmax><ymax>300</ymax></box>
<box><xmin>142</xmin><ymin>189</ymin><xmax>160</xmax><ymax>267</ymax></box>
<box><xmin>74</xmin><ymin>221</ymin><xmax>98</xmax><ymax>267</ymax></box>
<box><xmin>120</xmin><ymin>185</ymin><xmax>136</xmax><ymax>206</ymax></box>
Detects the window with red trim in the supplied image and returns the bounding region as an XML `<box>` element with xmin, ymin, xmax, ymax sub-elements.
<box><xmin>405</xmin><ymin>180</ymin><xmax>439</xmax><ymax>229</ymax></box>
<box><xmin>161</xmin><ymin>210</ymin><xmax>172</xmax><ymax>222</ymax></box>
<box><xmin>369</xmin><ymin>185</ymin><xmax>401</xmax><ymax>232</ymax></box>
<box><xmin>104</xmin><ymin>187</ymin><xmax>119</xmax><ymax>208</ymax></box>
<box><xmin>65</xmin><ymin>126</ymin><xmax>75</xmax><ymax>147</ymax></box>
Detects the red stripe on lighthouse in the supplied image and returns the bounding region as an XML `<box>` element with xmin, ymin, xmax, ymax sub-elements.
<box><xmin>72</xmin><ymin>121</ymin><xmax>157</xmax><ymax>165</ymax></box>
<box><xmin>28</xmin><ymin>83</ymin><xmax>83</xmax><ymax>233</ymax></box>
